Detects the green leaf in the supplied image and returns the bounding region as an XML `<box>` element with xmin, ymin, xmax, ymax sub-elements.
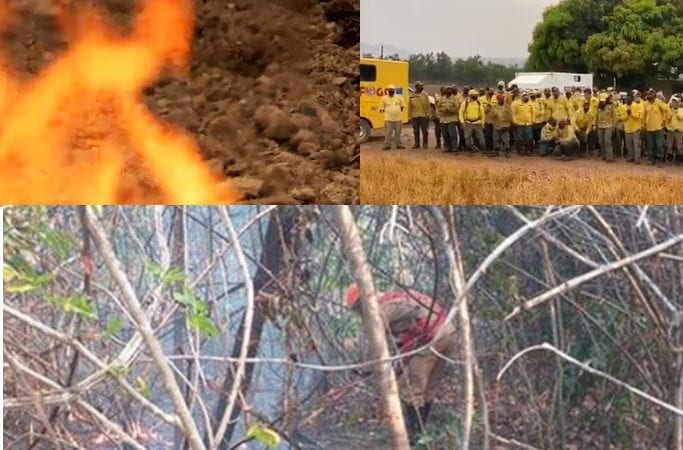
<box><xmin>6</xmin><ymin>283</ymin><xmax>40</xmax><ymax>293</ymax></box>
<box><xmin>172</xmin><ymin>289</ymin><xmax>194</xmax><ymax>307</ymax></box>
<box><xmin>188</xmin><ymin>313</ymin><xmax>219</xmax><ymax>338</ymax></box>
<box><xmin>106</xmin><ymin>364</ymin><xmax>128</xmax><ymax>378</ymax></box>
<box><xmin>144</xmin><ymin>260</ymin><xmax>163</xmax><ymax>278</ymax></box>
<box><xmin>246</xmin><ymin>424</ymin><xmax>281</xmax><ymax>449</ymax></box>
<box><xmin>40</xmin><ymin>228</ymin><xmax>75</xmax><ymax>259</ymax></box>
<box><xmin>3</xmin><ymin>263</ymin><xmax>17</xmax><ymax>282</ymax></box>
<box><xmin>104</xmin><ymin>316</ymin><xmax>124</xmax><ymax>338</ymax></box>
<box><xmin>51</xmin><ymin>294</ymin><xmax>97</xmax><ymax>320</ymax></box>
<box><xmin>135</xmin><ymin>376</ymin><xmax>151</xmax><ymax>398</ymax></box>
<box><xmin>5</xmin><ymin>265</ymin><xmax>52</xmax><ymax>294</ymax></box>
<box><xmin>162</xmin><ymin>266</ymin><xmax>186</xmax><ymax>285</ymax></box>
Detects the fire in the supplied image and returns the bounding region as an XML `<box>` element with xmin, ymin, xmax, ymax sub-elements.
<box><xmin>0</xmin><ymin>0</ymin><xmax>239</xmax><ymax>204</ymax></box>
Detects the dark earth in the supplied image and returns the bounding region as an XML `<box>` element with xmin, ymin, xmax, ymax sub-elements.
<box><xmin>2</xmin><ymin>0</ymin><xmax>359</xmax><ymax>204</ymax></box>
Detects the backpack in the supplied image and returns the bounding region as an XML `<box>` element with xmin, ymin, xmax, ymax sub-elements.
<box><xmin>464</xmin><ymin>99</ymin><xmax>482</xmax><ymax>122</ymax></box>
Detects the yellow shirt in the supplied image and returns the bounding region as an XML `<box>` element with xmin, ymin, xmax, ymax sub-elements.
<box><xmin>572</xmin><ymin>108</ymin><xmax>596</xmax><ymax>132</ymax></box>
<box><xmin>667</xmin><ymin>106</ymin><xmax>683</xmax><ymax>132</ymax></box>
<box><xmin>571</xmin><ymin>94</ymin><xmax>584</xmax><ymax>114</ymax></box>
<box><xmin>596</xmin><ymin>104</ymin><xmax>616</xmax><ymax>129</ymax></box>
<box><xmin>511</xmin><ymin>100</ymin><xmax>534</xmax><ymax>126</ymax></box>
<box><xmin>548</xmin><ymin>96</ymin><xmax>570</xmax><ymax>122</ymax></box>
<box><xmin>483</xmin><ymin>96</ymin><xmax>496</xmax><ymax>124</ymax></box>
<box><xmin>644</xmin><ymin>100</ymin><xmax>670</xmax><ymax>132</ymax></box>
<box><xmin>381</xmin><ymin>95</ymin><xmax>405</xmax><ymax>122</ymax></box>
<box><xmin>540</xmin><ymin>123</ymin><xmax>556</xmax><ymax>141</ymax></box>
<box><xmin>460</xmin><ymin>98</ymin><xmax>486</xmax><ymax>125</ymax></box>
<box><xmin>532</xmin><ymin>98</ymin><xmax>546</xmax><ymax>124</ymax></box>
<box><xmin>542</xmin><ymin>96</ymin><xmax>552</xmax><ymax>121</ymax></box>
<box><xmin>622</xmin><ymin>102</ymin><xmax>644</xmax><ymax>134</ymax></box>
<box><xmin>555</xmin><ymin>125</ymin><xmax>578</xmax><ymax>143</ymax></box>
<box><xmin>409</xmin><ymin>92</ymin><xmax>430</xmax><ymax>118</ymax></box>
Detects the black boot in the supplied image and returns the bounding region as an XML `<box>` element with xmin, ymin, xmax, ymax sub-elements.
<box><xmin>403</xmin><ymin>402</ymin><xmax>432</xmax><ymax>445</ymax></box>
<box><xmin>403</xmin><ymin>403</ymin><xmax>420</xmax><ymax>445</ymax></box>
<box><xmin>420</xmin><ymin>402</ymin><xmax>432</xmax><ymax>424</ymax></box>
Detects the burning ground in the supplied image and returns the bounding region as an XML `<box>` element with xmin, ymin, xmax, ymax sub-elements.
<box><xmin>0</xmin><ymin>0</ymin><xmax>359</xmax><ymax>204</ymax></box>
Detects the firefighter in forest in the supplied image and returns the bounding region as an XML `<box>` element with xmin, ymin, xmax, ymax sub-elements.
<box><xmin>345</xmin><ymin>283</ymin><xmax>457</xmax><ymax>445</ymax></box>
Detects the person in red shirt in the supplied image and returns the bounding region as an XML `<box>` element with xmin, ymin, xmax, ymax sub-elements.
<box><xmin>345</xmin><ymin>283</ymin><xmax>457</xmax><ymax>443</ymax></box>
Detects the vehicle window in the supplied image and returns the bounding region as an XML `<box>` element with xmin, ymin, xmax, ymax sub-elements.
<box><xmin>360</xmin><ymin>64</ymin><xmax>377</xmax><ymax>82</ymax></box>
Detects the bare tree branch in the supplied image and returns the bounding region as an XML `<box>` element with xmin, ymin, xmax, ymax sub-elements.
<box><xmin>506</xmin><ymin>234</ymin><xmax>683</xmax><ymax>320</ymax></box>
<box><xmin>497</xmin><ymin>343</ymin><xmax>683</xmax><ymax>417</ymax></box>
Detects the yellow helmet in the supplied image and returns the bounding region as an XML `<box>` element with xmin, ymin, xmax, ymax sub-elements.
<box><xmin>468</xmin><ymin>89</ymin><xmax>478</xmax><ymax>96</ymax></box>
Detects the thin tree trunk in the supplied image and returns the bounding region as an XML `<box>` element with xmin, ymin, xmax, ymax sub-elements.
<box><xmin>672</xmin><ymin>210</ymin><xmax>683</xmax><ymax>450</ymax></box>
<box><xmin>211</xmin><ymin>207</ymin><xmax>298</xmax><ymax>450</ymax></box>
<box><xmin>331</xmin><ymin>206</ymin><xmax>410</xmax><ymax>450</ymax></box>
<box><xmin>436</xmin><ymin>206</ymin><xmax>476</xmax><ymax>450</ymax></box>
<box><xmin>542</xmin><ymin>241</ymin><xmax>565</xmax><ymax>448</ymax></box>
<box><xmin>675</xmin><ymin>348</ymin><xmax>683</xmax><ymax>450</ymax></box>
<box><xmin>172</xmin><ymin>207</ymin><xmax>188</xmax><ymax>450</ymax></box>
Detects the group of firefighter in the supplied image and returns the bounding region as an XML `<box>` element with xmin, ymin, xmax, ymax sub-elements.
<box><xmin>398</xmin><ymin>81</ymin><xmax>683</xmax><ymax>165</ymax></box>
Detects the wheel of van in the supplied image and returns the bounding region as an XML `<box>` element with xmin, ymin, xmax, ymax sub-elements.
<box><xmin>359</xmin><ymin>119</ymin><xmax>371</xmax><ymax>144</ymax></box>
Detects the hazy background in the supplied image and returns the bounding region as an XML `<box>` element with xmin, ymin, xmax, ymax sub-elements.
<box><xmin>361</xmin><ymin>0</ymin><xmax>559</xmax><ymax>65</ymax></box>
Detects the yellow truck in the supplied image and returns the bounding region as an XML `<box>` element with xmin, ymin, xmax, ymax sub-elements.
<box><xmin>359</xmin><ymin>57</ymin><xmax>409</xmax><ymax>143</ymax></box>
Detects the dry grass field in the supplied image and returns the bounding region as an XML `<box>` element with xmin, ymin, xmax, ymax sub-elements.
<box><xmin>361</xmin><ymin>150</ymin><xmax>683</xmax><ymax>205</ymax></box>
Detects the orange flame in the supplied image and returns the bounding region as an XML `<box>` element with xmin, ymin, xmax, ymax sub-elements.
<box><xmin>0</xmin><ymin>0</ymin><xmax>239</xmax><ymax>204</ymax></box>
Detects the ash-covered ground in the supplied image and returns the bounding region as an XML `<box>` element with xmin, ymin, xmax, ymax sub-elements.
<box><xmin>2</xmin><ymin>0</ymin><xmax>359</xmax><ymax>204</ymax></box>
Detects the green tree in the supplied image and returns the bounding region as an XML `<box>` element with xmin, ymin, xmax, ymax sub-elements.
<box><xmin>528</xmin><ymin>0</ymin><xmax>683</xmax><ymax>81</ymax></box>
<box><xmin>584</xmin><ymin>0</ymin><xmax>683</xmax><ymax>78</ymax></box>
<box><xmin>526</xmin><ymin>0</ymin><xmax>622</xmax><ymax>72</ymax></box>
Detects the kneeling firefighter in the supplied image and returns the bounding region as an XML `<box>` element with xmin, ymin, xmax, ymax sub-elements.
<box><xmin>345</xmin><ymin>283</ymin><xmax>457</xmax><ymax>444</ymax></box>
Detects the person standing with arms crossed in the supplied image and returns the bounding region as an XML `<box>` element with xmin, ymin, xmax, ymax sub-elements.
<box><xmin>380</xmin><ymin>84</ymin><xmax>406</xmax><ymax>151</ymax></box>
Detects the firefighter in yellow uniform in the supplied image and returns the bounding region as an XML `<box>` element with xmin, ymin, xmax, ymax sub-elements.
<box><xmin>571</xmin><ymin>88</ymin><xmax>584</xmax><ymax>114</ymax></box>
<box><xmin>345</xmin><ymin>284</ymin><xmax>457</xmax><ymax>445</ymax></box>
<box><xmin>531</xmin><ymin>90</ymin><xmax>546</xmax><ymax>149</ymax></box>
<box><xmin>556</xmin><ymin>118</ymin><xmax>580</xmax><ymax>160</ymax></box>
<box><xmin>409</xmin><ymin>81</ymin><xmax>431</xmax><ymax>149</ymax></box>
<box><xmin>459</xmin><ymin>89</ymin><xmax>486</xmax><ymax>153</ymax></box>
<box><xmin>621</xmin><ymin>94</ymin><xmax>645</xmax><ymax>163</ymax></box>
<box><xmin>644</xmin><ymin>89</ymin><xmax>670</xmax><ymax>165</ymax></box>
<box><xmin>548</xmin><ymin>87</ymin><xmax>570</xmax><ymax>123</ymax></box>
<box><xmin>491</xmin><ymin>93</ymin><xmax>512</xmax><ymax>157</ymax></box>
<box><xmin>539</xmin><ymin>118</ymin><xmax>558</xmax><ymax>156</ymax></box>
<box><xmin>483</xmin><ymin>89</ymin><xmax>496</xmax><ymax>154</ymax></box>
<box><xmin>436</xmin><ymin>86</ymin><xmax>460</xmax><ymax>153</ymax></box>
<box><xmin>572</xmin><ymin>100</ymin><xmax>596</xmax><ymax>156</ymax></box>
<box><xmin>380</xmin><ymin>84</ymin><xmax>405</xmax><ymax>150</ymax></box>
<box><xmin>542</xmin><ymin>88</ymin><xmax>553</xmax><ymax>121</ymax></box>
<box><xmin>511</xmin><ymin>92</ymin><xmax>535</xmax><ymax>155</ymax></box>
<box><xmin>454</xmin><ymin>86</ymin><xmax>466</xmax><ymax>151</ymax></box>
<box><xmin>596</xmin><ymin>93</ymin><xmax>617</xmax><ymax>162</ymax></box>
<box><xmin>666</xmin><ymin>96</ymin><xmax>683</xmax><ymax>161</ymax></box>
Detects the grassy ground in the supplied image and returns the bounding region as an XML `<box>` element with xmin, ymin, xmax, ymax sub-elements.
<box><xmin>361</xmin><ymin>152</ymin><xmax>683</xmax><ymax>205</ymax></box>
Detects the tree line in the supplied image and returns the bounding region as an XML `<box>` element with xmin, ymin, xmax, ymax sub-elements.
<box><xmin>362</xmin><ymin>52</ymin><xmax>518</xmax><ymax>86</ymax></box>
